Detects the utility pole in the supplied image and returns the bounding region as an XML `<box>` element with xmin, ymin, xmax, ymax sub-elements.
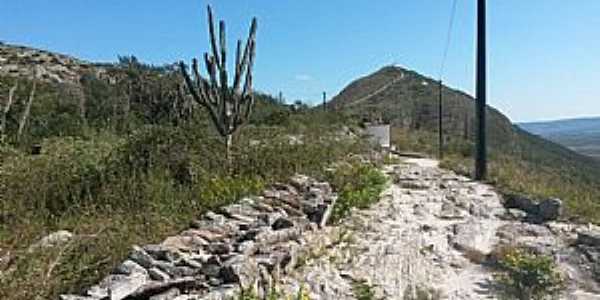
<box><xmin>475</xmin><ymin>0</ymin><xmax>487</xmax><ymax>180</ymax></box>
<box><xmin>278</xmin><ymin>91</ymin><xmax>283</xmax><ymax>104</ymax></box>
<box><xmin>322</xmin><ymin>91</ymin><xmax>327</xmax><ymax>111</ymax></box>
<box><xmin>438</xmin><ymin>80</ymin><xmax>443</xmax><ymax>159</ymax></box>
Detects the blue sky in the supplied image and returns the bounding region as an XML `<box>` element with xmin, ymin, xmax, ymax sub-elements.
<box><xmin>1</xmin><ymin>1</ymin><xmax>599</xmax><ymax>122</ymax></box>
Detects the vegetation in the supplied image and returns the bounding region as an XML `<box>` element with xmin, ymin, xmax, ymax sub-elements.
<box><xmin>327</xmin><ymin>160</ymin><xmax>388</xmax><ymax>223</ymax></box>
<box><xmin>440</xmin><ymin>152</ymin><xmax>600</xmax><ymax>223</ymax></box>
<box><xmin>494</xmin><ymin>247</ymin><xmax>564</xmax><ymax>300</ymax></box>
<box><xmin>351</xmin><ymin>279</ymin><xmax>378</xmax><ymax>300</ymax></box>
<box><xmin>0</xmin><ymin>52</ymin><xmax>371</xmax><ymax>300</ymax></box>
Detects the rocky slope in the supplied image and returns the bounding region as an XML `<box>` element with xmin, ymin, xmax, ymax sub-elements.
<box><xmin>0</xmin><ymin>43</ymin><xmax>104</xmax><ymax>84</ymax></box>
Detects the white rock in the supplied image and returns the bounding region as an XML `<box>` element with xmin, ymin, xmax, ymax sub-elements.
<box><xmin>28</xmin><ymin>230</ymin><xmax>73</xmax><ymax>252</ymax></box>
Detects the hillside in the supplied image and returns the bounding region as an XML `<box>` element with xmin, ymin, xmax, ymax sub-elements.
<box><xmin>331</xmin><ymin>65</ymin><xmax>600</xmax><ymax>221</ymax></box>
<box><xmin>520</xmin><ymin>117</ymin><xmax>600</xmax><ymax>159</ymax></box>
<box><xmin>330</xmin><ymin>65</ymin><xmax>600</xmax><ymax>169</ymax></box>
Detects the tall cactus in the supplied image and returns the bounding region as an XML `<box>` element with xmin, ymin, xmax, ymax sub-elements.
<box><xmin>179</xmin><ymin>5</ymin><xmax>258</xmax><ymax>160</ymax></box>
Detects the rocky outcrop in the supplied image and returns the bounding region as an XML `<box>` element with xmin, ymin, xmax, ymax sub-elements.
<box><xmin>0</xmin><ymin>43</ymin><xmax>103</xmax><ymax>84</ymax></box>
<box><xmin>60</xmin><ymin>175</ymin><xmax>337</xmax><ymax>300</ymax></box>
<box><xmin>503</xmin><ymin>193</ymin><xmax>564</xmax><ymax>223</ymax></box>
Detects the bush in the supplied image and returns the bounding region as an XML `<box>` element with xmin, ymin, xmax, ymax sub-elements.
<box><xmin>328</xmin><ymin>160</ymin><xmax>388</xmax><ymax>223</ymax></box>
<box><xmin>2</xmin><ymin>134</ymin><xmax>121</xmax><ymax>217</ymax></box>
<box><xmin>494</xmin><ymin>247</ymin><xmax>564</xmax><ymax>300</ymax></box>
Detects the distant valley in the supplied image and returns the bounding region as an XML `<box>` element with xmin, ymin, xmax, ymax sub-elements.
<box><xmin>519</xmin><ymin>117</ymin><xmax>600</xmax><ymax>159</ymax></box>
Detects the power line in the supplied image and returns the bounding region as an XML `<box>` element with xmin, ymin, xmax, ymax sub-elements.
<box><xmin>439</xmin><ymin>0</ymin><xmax>459</xmax><ymax>80</ymax></box>
<box><xmin>438</xmin><ymin>0</ymin><xmax>458</xmax><ymax>159</ymax></box>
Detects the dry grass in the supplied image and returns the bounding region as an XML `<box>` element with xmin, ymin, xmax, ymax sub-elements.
<box><xmin>0</xmin><ymin>122</ymin><xmax>370</xmax><ymax>299</ymax></box>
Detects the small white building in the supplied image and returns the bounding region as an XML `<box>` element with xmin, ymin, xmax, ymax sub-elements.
<box><xmin>365</xmin><ymin>124</ymin><xmax>391</xmax><ymax>149</ymax></box>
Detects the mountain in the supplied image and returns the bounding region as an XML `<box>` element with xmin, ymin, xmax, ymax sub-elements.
<box><xmin>330</xmin><ymin>65</ymin><xmax>600</xmax><ymax>184</ymax></box>
<box><xmin>328</xmin><ymin>65</ymin><xmax>515</xmax><ymax>148</ymax></box>
<box><xmin>519</xmin><ymin>117</ymin><xmax>600</xmax><ymax>159</ymax></box>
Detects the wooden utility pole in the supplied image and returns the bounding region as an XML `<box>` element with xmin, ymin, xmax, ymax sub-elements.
<box><xmin>438</xmin><ymin>80</ymin><xmax>443</xmax><ymax>159</ymax></box>
<box><xmin>475</xmin><ymin>0</ymin><xmax>487</xmax><ymax>180</ymax></box>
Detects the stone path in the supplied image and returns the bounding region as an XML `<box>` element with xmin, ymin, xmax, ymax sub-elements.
<box><xmin>280</xmin><ymin>157</ymin><xmax>600</xmax><ymax>300</ymax></box>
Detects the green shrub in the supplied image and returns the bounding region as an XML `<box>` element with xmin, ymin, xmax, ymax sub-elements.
<box><xmin>352</xmin><ymin>279</ymin><xmax>377</xmax><ymax>300</ymax></box>
<box><xmin>2</xmin><ymin>134</ymin><xmax>121</xmax><ymax>217</ymax></box>
<box><xmin>328</xmin><ymin>161</ymin><xmax>388</xmax><ymax>223</ymax></box>
<box><xmin>192</xmin><ymin>175</ymin><xmax>265</xmax><ymax>210</ymax></box>
<box><xmin>494</xmin><ymin>247</ymin><xmax>564</xmax><ymax>300</ymax></box>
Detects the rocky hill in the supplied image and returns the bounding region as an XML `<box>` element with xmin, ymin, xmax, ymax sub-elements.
<box><xmin>329</xmin><ymin>66</ymin><xmax>521</xmax><ymax>148</ymax></box>
<box><xmin>329</xmin><ymin>65</ymin><xmax>600</xmax><ymax>183</ymax></box>
<box><xmin>0</xmin><ymin>43</ymin><xmax>105</xmax><ymax>84</ymax></box>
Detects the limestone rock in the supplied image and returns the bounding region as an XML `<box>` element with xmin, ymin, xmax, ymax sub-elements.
<box><xmin>114</xmin><ymin>260</ymin><xmax>148</xmax><ymax>277</ymax></box>
<box><xmin>538</xmin><ymin>198</ymin><xmax>563</xmax><ymax>221</ymax></box>
<box><xmin>129</xmin><ymin>246</ymin><xmax>156</xmax><ymax>269</ymax></box>
<box><xmin>28</xmin><ymin>230</ymin><xmax>73</xmax><ymax>252</ymax></box>
<box><xmin>578</xmin><ymin>231</ymin><xmax>600</xmax><ymax>247</ymax></box>
<box><xmin>149</xmin><ymin>288</ymin><xmax>180</xmax><ymax>300</ymax></box>
<box><xmin>439</xmin><ymin>203</ymin><xmax>468</xmax><ymax>220</ymax></box>
<box><xmin>149</xmin><ymin>267</ymin><xmax>171</xmax><ymax>281</ymax></box>
<box><xmin>87</xmin><ymin>274</ymin><xmax>148</xmax><ymax>300</ymax></box>
<box><xmin>219</xmin><ymin>255</ymin><xmax>259</xmax><ymax>290</ymax></box>
<box><xmin>272</xmin><ymin>217</ymin><xmax>295</xmax><ymax>230</ymax></box>
<box><xmin>503</xmin><ymin>193</ymin><xmax>537</xmax><ymax>214</ymax></box>
<box><xmin>144</xmin><ymin>244</ymin><xmax>182</xmax><ymax>262</ymax></box>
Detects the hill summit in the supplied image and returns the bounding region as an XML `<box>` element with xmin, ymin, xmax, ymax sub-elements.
<box><xmin>329</xmin><ymin>65</ymin><xmax>514</xmax><ymax>147</ymax></box>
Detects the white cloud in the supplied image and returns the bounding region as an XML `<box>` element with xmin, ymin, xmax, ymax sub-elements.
<box><xmin>295</xmin><ymin>74</ymin><xmax>313</xmax><ymax>81</ymax></box>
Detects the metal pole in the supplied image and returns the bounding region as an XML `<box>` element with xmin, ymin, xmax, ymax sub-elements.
<box><xmin>322</xmin><ymin>91</ymin><xmax>327</xmax><ymax>111</ymax></box>
<box><xmin>475</xmin><ymin>0</ymin><xmax>487</xmax><ymax>180</ymax></box>
<box><xmin>438</xmin><ymin>80</ymin><xmax>444</xmax><ymax>159</ymax></box>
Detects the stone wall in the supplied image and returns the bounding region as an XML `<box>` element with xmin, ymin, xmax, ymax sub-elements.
<box><xmin>60</xmin><ymin>174</ymin><xmax>337</xmax><ymax>300</ymax></box>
